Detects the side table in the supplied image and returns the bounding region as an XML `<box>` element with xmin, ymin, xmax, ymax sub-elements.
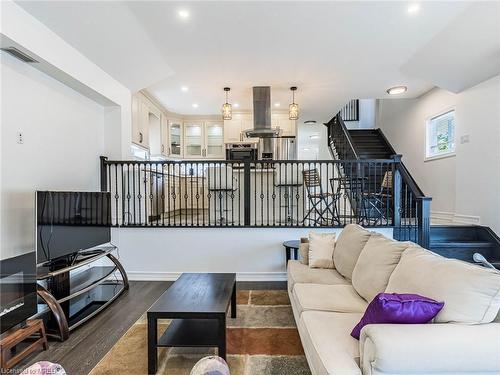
<box><xmin>283</xmin><ymin>240</ymin><xmax>300</xmax><ymax>266</ymax></box>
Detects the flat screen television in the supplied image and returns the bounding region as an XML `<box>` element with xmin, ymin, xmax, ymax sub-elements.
<box><xmin>36</xmin><ymin>191</ymin><xmax>111</xmax><ymax>266</ymax></box>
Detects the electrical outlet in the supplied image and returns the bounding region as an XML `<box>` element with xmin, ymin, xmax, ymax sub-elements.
<box><xmin>460</xmin><ymin>134</ymin><xmax>470</xmax><ymax>144</ymax></box>
<box><xmin>17</xmin><ymin>132</ymin><xmax>24</xmax><ymax>144</ymax></box>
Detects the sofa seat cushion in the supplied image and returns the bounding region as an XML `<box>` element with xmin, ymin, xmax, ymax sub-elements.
<box><xmin>287</xmin><ymin>260</ymin><xmax>348</xmax><ymax>293</ymax></box>
<box><xmin>334</xmin><ymin>224</ymin><xmax>373</xmax><ymax>280</ymax></box>
<box><xmin>352</xmin><ymin>234</ymin><xmax>411</xmax><ymax>302</ymax></box>
<box><xmin>299</xmin><ymin>311</ymin><xmax>363</xmax><ymax>375</ymax></box>
<box><xmin>386</xmin><ymin>246</ymin><xmax>500</xmax><ymax>324</ymax></box>
<box><xmin>293</xmin><ymin>284</ymin><xmax>368</xmax><ymax>315</ymax></box>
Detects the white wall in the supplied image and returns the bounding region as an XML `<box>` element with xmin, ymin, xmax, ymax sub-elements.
<box><xmin>0</xmin><ymin>53</ymin><xmax>105</xmax><ymax>259</ymax></box>
<box><xmin>113</xmin><ymin>227</ymin><xmax>393</xmax><ymax>281</ymax></box>
<box><xmin>345</xmin><ymin>99</ymin><xmax>377</xmax><ymax>129</ymax></box>
<box><xmin>378</xmin><ymin>75</ymin><xmax>500</xmax><ymax>233</ymax></box>
<box><xmin>0</xmin><ymin>1</ymin><xmax>132</xmax><ymax>259</ymax></box>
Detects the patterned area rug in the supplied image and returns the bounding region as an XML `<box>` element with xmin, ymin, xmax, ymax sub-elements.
<box><xmin>89</xmin><ymin>290</ymin><xmax>311</xmax><ymax>375</ymax></box>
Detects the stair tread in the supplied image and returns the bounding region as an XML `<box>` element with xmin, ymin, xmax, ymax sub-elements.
<box><xmin>430</xmin><ymin>241</ymin><xmax>496</xmax><ymax>248</ymax></box>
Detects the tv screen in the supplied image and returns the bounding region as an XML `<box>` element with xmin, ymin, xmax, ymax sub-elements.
<box><xmin>36</xmin><ymin>191</ymin><xmax>111</xmax><ymax>265</ymax></box>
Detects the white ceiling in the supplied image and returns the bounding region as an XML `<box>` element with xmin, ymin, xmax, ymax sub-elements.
<box><xmin>15</xmin><ymin>1</ymin><xmax>500</xmax><ymax>123</ymax></box>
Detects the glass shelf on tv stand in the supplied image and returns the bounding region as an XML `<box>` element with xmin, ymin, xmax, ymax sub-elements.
<box><xmin>37</xmin><ymin>244</ymin><xmax>117</xmax><ymax>280</ymax></box>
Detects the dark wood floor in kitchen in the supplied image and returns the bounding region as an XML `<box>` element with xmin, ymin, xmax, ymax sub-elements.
<box><xmin>15</xmin><ymin>280</ymin><xmax>286</xmax><ymax>375</ymax></box>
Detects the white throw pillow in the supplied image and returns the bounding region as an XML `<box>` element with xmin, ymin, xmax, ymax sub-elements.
<box><xmin>352</xmin><ymin>233</ymin><xmax>412</xmax><ymax>302</ymax></box>
<box><xmin>386</xmin><ymin>245</ymin><xmax>500</xmax><ymax>324</ymax></box>
<box><xmin>308</xmin><ymin>232</ymin><xmax>336</xmax><ymax>269</ymax></box>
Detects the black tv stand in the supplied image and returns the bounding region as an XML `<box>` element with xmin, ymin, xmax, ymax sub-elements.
<box><xmin>35</xmin><ymin>246</ymin><xmax>128</xmax><ymax>341</ymax></box>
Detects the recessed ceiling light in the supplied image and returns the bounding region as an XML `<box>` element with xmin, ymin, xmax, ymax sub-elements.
<box><xmin>192</xmin><ymin>103</ymin><xmax>199</xmax><ymax>108</ymax></box>
<box><xmin>233</xmin><ymin>103</ymin><xmax>240</xmax><ymax>108</ymax></box>
<box><xmin>386</xmin><ymin>86</ymin><xmax>408</xmax><ymax>95</ymax></box>
<box><xmin>302</xmin><ymin>148</ymin><xmax>310</xmax><ymax>152</ymax></box>
<box><xmin>407</xmin><ymin>4</ymin><xmax>420</xmax><ymax>14</ymax></box>
<box><xmin>274</xmin><ymin>102</ymin><xmax>281</xmax><ymax>107</ymax></box>
<box><xmin>178</xmin><ymin>9</ymin><xmax>190</xmax><ymax>19</ymax></box>
<box><xmin>181</xmin><ymin>86</ymin><xmax>189</xmax><ymax>92</ymax></box>
<box><xmin>310</xmin><ymin>134</ymin><xmax>320</xmax><ymax>140</ymax></box>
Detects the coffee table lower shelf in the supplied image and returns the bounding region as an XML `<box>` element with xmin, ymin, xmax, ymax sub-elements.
<box><xmin>158</xmin><ymin>319</ymin><xmax>221</xmax><ymax>347</ymax></box>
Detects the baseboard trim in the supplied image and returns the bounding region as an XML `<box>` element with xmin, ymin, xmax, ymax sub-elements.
<box><xmin>126</xmin><ymin>271</ymin><xmax>287</xmax><ymax>282</ymax></box>
<box><xmin>431</xmin><ymin>211</ymin><xmax>480</xmax><ymax>225</ymax></box>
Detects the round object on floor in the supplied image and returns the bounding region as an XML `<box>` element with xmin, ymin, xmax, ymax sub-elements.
<box><xmin>22</xmin><ymin>362</ymin><xmax>66</xmax><ymax>375</ymax></box>
<box><xmin>190</xmin><ymin>356</ymin><xmax>230</xmax><ymax>375</ymax></box>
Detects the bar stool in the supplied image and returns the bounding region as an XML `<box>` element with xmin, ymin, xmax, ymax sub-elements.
<box><xmin>207</xmin><ymin>165</ymin><xmax>238</xmax><ymax>225</ymax></box>
<box><xmin>275</xmin><ymin>164</ymin><xmax>303</xmax><ymax>224</ymax></box>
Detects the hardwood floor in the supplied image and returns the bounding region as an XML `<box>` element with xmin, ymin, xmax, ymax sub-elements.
<box><xmin>14</xmin><ymin>280</ymin><xmax>286</xmax><ymax>375</ymax></box>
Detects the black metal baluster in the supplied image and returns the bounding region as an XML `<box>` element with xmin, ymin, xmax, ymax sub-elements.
<box><xmin>266</xmin><ymin>161</ymin><xmax>270</xmax><ymax>226</ymax></box>
<box><xmin>208</xmin><ymin>162</ymin><xmax>212</xmax><ymax>226</ymax></box>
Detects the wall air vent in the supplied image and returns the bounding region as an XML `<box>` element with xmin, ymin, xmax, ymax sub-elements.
<box><xmin>1</xmin><ymin>47</ymin><xmax>38</xmax><ymax>63</ymax></box>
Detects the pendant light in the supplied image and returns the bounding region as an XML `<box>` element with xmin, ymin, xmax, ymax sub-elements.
<box><xmin>289</xmin><ymin>86</ymin><xmax>299</xmax><ymax>120</ymax></box>
<box><xmin>222</xmin><ymin>87</ymin><xmax>232</xmax><ymax>120</ymax></box>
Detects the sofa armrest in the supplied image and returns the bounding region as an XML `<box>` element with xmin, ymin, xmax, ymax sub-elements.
<box><xmin>360</xmin><ymin>323</ymin><xmax>500</xmax><ymax>375</ymax></box>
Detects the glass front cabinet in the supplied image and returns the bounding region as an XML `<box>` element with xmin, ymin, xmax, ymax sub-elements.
<box><xmin>168</xmin><ymin>120</ymin><xmax>183</xmax><ymax>158</ymax></box>
<box><xmin>184</xmin><ymin>122</ymin><xmax>204</xmax><ymax>158</ymax></box>
<box><xmin>183</xmin><ymin>121</ymin><xmax>224</xmax><ymax>159</ymax></box>
<box><xmin>205</xmin><ymin>121</ymin><xmax>224</xmax><ymax>158</ymax></box>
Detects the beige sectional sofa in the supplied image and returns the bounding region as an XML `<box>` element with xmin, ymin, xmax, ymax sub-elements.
<box><xmin>288</xmin><ymin>224</ymin><xmax>500</xmax><ymax>375</ymax></box>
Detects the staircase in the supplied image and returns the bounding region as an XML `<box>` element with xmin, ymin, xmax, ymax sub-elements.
<box><xmin>429</xmin><ymin>226</ymin><xmax>500</xmax><ymax>267</ymax></box>
<box><xmin>326</xmin><ymin>113</ymin><xmax>431</xmax><ymax>247</ymax></box>
<box><xmin>326</xmin><ymin>112</ymin><xmax>499</xmax><ymax>268</ymax></box>
<box><xmin>348</xmin><ymin>129</ymin><xmax>393</xmax><ymax>159</ymax></box>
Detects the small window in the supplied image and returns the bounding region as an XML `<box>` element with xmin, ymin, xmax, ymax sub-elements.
<box><xmin>426</xmin><ymin>110</ymin><xmax>456</xmax><ymax>160</ymax></box>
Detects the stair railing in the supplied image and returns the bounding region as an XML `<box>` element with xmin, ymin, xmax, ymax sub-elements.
<box><xmin>391</xmin><ymin>155</ymin><xmax>432</xmax><ymax>248</ymax></box>
<box><xmin>326</xmin><ymin>113</ymin><xmax>432</xmax><ymax>248</ymax></box>
<box><xmin>326</xmin><ymin>113</ymin><xmax>358</xmax><ymax>160</ymax></box>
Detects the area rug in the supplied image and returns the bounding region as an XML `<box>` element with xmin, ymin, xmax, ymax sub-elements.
<box><xmin>89</xmin><ymin>290</ymin><xmax>311</xmax><ymax>375</ymax></box>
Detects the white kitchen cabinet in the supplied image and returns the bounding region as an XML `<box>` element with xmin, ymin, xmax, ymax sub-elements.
<box><xmin>205</xmin><ymin>121</ymin><xmax>225</xmax><ymax>158</ymax></box>
<box><xmin>223</xmin><ymin>118</ymin><xmax>243</xmax><ymax>143</ymax></box>
<box><xmin>161</xmin><ymin>115</ymin><xmax>169</xmax><ymax>157</ymax></box>
<box><xmin>184</xmin><ymin>122</ymin><xmax>225</xmax><ymax>159</ymax></box>
<box><xmin>223</xmin><ymin>114</ymin><xmax>253</xmax><ymax>142</ymax></box>
<box><xmin>168</xmin><ymin>120</ymin><xmax>183</xmax><ymax>158</ymax></box>
<box><xmin>184</xmin><ymin>122</ymin><xmax>204</xmax><ymax>158</ymax></box>
<box><xmin>131</xmin><ymin>95</ymin><xmax>150</xmax><ymax>148</ymax></box>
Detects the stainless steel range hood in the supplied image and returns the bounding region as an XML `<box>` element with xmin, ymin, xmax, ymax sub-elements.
<box><xmin>244</xmin><ymin>86</ymin><xmax>281</xmax><ymax>138</ymax></box>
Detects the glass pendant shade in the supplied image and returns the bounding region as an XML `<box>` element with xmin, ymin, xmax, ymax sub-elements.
<box><xmin>222</xmin><ymin>87</ymin><xmax>232</xmax><ymax>120</ymax></box>
<box><xmin>289</xmin><ymin>103</ymin><xmax>299</xmax><ymax>120</ymax></box>
<box><xmin>222</xmin><ymin>102</ymin><xmax>232</xmax><ymax>120</ymax></box>
<box><xmin>289</xmin><ymin>86</ymin><xmax>299</xmax><ymax>120</ymax></box>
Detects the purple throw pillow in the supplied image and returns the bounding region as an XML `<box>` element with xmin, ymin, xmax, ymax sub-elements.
<box><xmin>351</xmin><ymin>293</ymin><xmax>444</xmax><ymax>340</ymax></box>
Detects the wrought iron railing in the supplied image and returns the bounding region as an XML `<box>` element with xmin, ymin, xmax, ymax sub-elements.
<box><xmin>100</xmin><ymin>157</ymin><xmax>405</xmax><ymax>229</ymax></box>
<box><xmin>325</xmin><ymin>113</ymin><xmax>432</xmax><ymax>247</ymax></box>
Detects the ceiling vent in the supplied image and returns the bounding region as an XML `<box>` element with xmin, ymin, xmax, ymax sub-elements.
<box><xmin>1</xmin><ymin>47</ymin><xmax>38</xmax><ymax>63</ymax></box>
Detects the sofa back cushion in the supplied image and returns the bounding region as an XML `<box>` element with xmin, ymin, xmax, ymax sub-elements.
<box><xmin>352</xmin><ymin>234</ymin><xmax>411</xmax><ymax>302</ymax></box>
<box><xmin>386</xmin><ymin>246</ymin><xmax>500</xmax><ymax>324</ymax></box>
<box><xmin>334</xmin><ymin>224</ymin><xmax>372</xmax><ymax>280</ymax></box>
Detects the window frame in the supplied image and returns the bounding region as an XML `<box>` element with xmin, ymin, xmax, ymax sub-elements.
<box><xmin>424</xmin><ymin>108</ymin><xmax>456</xmax><ymax>162</ymax></box>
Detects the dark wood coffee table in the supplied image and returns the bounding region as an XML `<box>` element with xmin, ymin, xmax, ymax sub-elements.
<box><xmin>147</xmin><ymin>273</ymin><xmax>236</xmax><ymax>374</ymax></box>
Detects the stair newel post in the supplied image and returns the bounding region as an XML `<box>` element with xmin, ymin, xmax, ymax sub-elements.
<box><xmin>100</xmin><ymin>156</ymin><xmax>108</xmax><ymax>192</ymax></box>
<box><xmin>417</xmin><ymin>197</ymin><xmax>432</xmax><ymax>248</ymax></box>
<box><xmin>391</xmin><ymin>154</ymin><xmax>402</xmax><ymax>228</ymax></box>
